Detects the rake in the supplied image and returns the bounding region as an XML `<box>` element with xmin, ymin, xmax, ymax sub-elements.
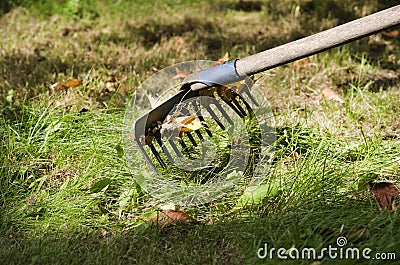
<box><xmin>133</xmin><ymin>5</ymin><xmax>400</xmax><ymax>174</ymax></box>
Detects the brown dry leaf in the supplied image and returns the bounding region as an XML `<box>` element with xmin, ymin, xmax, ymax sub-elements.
<box><xmin>321</xmin><ymin>87</ymin><xmax>344</xmax><ymax>103</ymax></box>
<box><xmin>176</xmin><ymin>116</ymin><xmax>203</xmax><ymax>132</ymax></box>
<box><xmin>199</xmin><ymin>87</ymin><xmax>216</xmax><ymax>97</ymax></box>
<box><xmin>217</xmin><ymin>86</ymin><xmax>233</xmax><ymax>102</ymax></box>
<box><xmin>212</xmin><ymin>52</ymin><xmax>229</xmax><ymax>66</ymax></box>
<box><xmin>369</xmin><ymin>181</ymin><xmax>399</xmax><ymax>211</ymax></box>
<box><xmin>134</xmin><ymin>22</ymin><xmax>149</xmax><ymax>29</ymax></box>
<box><xmin>51</xmin><ymin>78</ymin><xmax>83</xmax><ymax>90</ymax></box>
<box><xmin>148</xmin><ymin>209</ymin><xmax>193</xmax><ymax>225</ymax></box>
<box><xmin>172</xmin><ymin>67</ymin><xmax>190</xmax><ymax>79</ymax></box>
<box><xmin>382</xmin><ymin>30</ymin><xmax>399</xmax><ymax>38</ymax></box>
<box><xmin>160</xmin><ymin>115</ymin><xmax>183</xmax><ymax>141</ymax></box>
<box><xmin>161</xmin><ymin>115</ymin><xmax>202</xmax><ymax>141</ymax></box>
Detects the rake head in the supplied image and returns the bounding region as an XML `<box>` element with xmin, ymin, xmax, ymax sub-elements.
<box><xmin>134</xmin><ymin>78</ymin><xmax>261</xmax><ymax>174</ymax></box>
<box><xmin>125</xmin><ymin>60</ymin><xmax>276</xmax><ymax>205</ymax></box>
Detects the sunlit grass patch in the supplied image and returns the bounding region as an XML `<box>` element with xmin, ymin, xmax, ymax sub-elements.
<box><xmin>1</xmin><ymin>0</ymin><xmax>399</xmax><ymax>264</ymax></box>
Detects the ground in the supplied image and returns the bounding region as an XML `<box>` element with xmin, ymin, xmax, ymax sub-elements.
<box><xmin>1</xmin><ymin>1</ymin><xmax>399</xmax><ymax>264</ymax></box>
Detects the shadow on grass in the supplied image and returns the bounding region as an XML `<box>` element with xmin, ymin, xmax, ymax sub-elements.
<box><xmin>120</xmin><ymin>0</ymin><xmax>399</xmax><ymax>53</ymax></box>
<box><xmin>1</xmin><ymin>200</ymin><xmax>399</xmax><ymax>265</ymax></box>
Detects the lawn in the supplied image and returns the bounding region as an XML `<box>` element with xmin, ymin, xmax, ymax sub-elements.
<box><xmin>1</xmin><ymin>1</ymin><xmax>399</xmax><ymax>264</ymax></box>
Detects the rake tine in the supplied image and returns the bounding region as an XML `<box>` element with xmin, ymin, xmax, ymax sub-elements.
<box><xmin>191</xmin><ymin>101</ymin><xmax>213</xmax><ymax>137</ymax></box>
<box><xmin>235</xmin><ymin>93</ymin><xmax>254</xmax><ymax>116</ymax></box>
<box><xmin>231</xmin><ymin>96</ymin><xmax>247</xmax><ymax>117</ymax></box>
<box><xmin>168</xmin><ymin>139</ymin><xmax>182</xmax><ymax>157</ymax></box>
<box><xmin>156</xmin><ymin>137</ymin><xmax>174</xmax><ymax>163</ymax></box>
<box><xmin>185</xmin><ymin>132</ymin><xmax>197</xmax><ymax>146</ymax></box>
<box><xmin>180</xmin><ymin>139</ymin><xmax>188</xmax><ymax>149</ymax></box>
<box><xmin>205</xmin><ymin>105</ymin><xmax>226</xmax><ymax>130</ymax></box>
<box><xmin>149</xmin><ymin>143</ymin><xmax>166</xmax><ymax>168</ymax></box>
<box><xmin>224</xmin><ymin>100</ymin><xmax>244</xmax><ymax>118</ymax></box>
<box><xmin>199</xmin><ymin>119</ymin><xmax>213</xmax><ymax>137</ymax></box>
<box><xmin>195</xmin><ymin>129</ymin><xmax>204</xmax><ymax>141</ymax></box>
<box><xmin>213</xmin><ymin>101</ymin><xmax>234</xmax><ymax>125</ymax></box>
<box><xmin>197</xmin><ymin>114</ymin><xmax>213</xmax><ymax>137</ymax></box>
<box><xmin>135</xmin><ymin>138</ymin><xmax>158</xmax><ymax>173</ymax></box>
<box><xmin>239</xmin><ymin>84</ymin><xmax>259</xmax><ymax>106</ymax></box>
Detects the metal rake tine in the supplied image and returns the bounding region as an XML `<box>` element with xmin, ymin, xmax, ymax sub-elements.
<box><xmin>185</xmin><ymin>131</ymin><xmax>197</xmax><ymax>147</ymax></box>
<box><xmin>156</xmin><ymin>137</ymin><xmax>174</xmax><ymax>163</ymax></box>
<box><xmin>201</xmin><ymin>121</ymin><xmax>213</xmax><ymax>137</ymax></box>
<box><xmin>135</xmin><ymin>138</ymin><xmax>158</xmax><ymax>173</ymax></box>
<box><xmin>180</xmin><ymin>138</ymin><xmax>188</xmax><ymax>149</ymax></box>
<box><xmin>235</xmin><ymin>92</ymin><xmax>254</xmax><ymax>116</ymax></box>
<box><xmin>213</xmin><ymin>101</ymin><xmax>234</xmax><ymax>125</ymax></box>
<box><xmin>195</xmin><ymin>129</ymin><xmax>204</xmax><ymax>141</ymax></box>
<box><xmin>168</xmin><ymin>139</ymin><xmax>182</xmax><ymax>157</ymax></box>
<box><xmin>148</xmin><ymin>143</ymin><xmax>166</xmax><ymax>169</ymax></box>
<box><xmin>205</xmin><ymin>105</ymin><xmax>226</xmax><ymax>130</ymax></box>
<box><xmin>224</xmin><ymin>100</ymin><xmax>244</xmax><ymax>118</ymax></box>
<box><xmin>239</xmin><ymin>84</ymin><xmax>259</xmax><ymax>107</ymax></box>
<box><xmin>231</xmin><ymin>96</ymin><xmax>247</xmax><ymax>117</ymax></box>
<box><xmin>196</xmin><ymin>114</ymin><xmax>213</xmax><ymax>137</ymax></box>
<box><xmin>192</xmin><ymin>101</ymin><xmax>213</xmax><ymax>137</ymax></box>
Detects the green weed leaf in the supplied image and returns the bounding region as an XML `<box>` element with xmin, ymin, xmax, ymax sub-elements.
<box><xmin>90</xmin><ymin>178</ymin><xmax>111</xmax><ymax>193</ymax></box>
<box><xmin>235</xmin><ymin>182</ymin><xmax>280</xmax><ymax>208</ymax></box>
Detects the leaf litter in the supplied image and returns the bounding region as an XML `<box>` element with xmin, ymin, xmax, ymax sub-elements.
<box><xmin>369</xmin><ymin>181</ymin><xmax>399</xmax><ymax>211</ymax></box>
<box><xmin>148</xmin><ymin>209</ymin><xmax>194</xmax><ymax>226</ymax></box>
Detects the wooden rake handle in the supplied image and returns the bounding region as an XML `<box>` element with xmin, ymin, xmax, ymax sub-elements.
<box><xmin>183</xmin><ymin>5</ymin><xmax>400</xmax><ymax>90</ymax></box>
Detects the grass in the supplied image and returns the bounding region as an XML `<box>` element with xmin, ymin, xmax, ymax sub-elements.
<box><xmin>1</xmin><ymin>0</ymin><xmax>400</xmax><ymax>264</ymax></box>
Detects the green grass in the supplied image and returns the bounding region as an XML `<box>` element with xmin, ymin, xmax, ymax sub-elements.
<box><xmin>1</xmin><ymin>0</ymin><xmax>400</xmax><ymax>264</ymax></box>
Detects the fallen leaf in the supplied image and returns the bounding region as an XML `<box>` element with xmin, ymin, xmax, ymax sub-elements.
<box><xmin>199</xmin><ymin>87</ymin><xmax>215</xmax><ymax>97</ymax></box>
<box><xmin>212</xmin><ymin>52</ymin><xmax>230</xmax><ymax>66</ymax></box>
<box><xmin>148</xmin><ymin>209</ymin><xmax>193</xmax><ymax>225</ymax></box>
<box><xmin>382</xmin><ymin>30</ymin><xmax>399</xmax><ymax>38</ymax></box>
<box><xmin>321</xmin><ymin>87</ymin><xmax>344</xmax><ymax>103</ymax></box>
<box><xmin>60</xmin><ymin>78</ymin><xmax>83</xmax><ymax>88</ymax></box>
<box><xmin>369</xmin><ymin>181</ymin><xmax>399</xmax><ymax>211</ymax></box>
<box><xmin>134</xmin><ymin>22</ymin><xmax>149</xmax><ymax>29</ymax></box>
<box><xmin>217</xmin><ymin>86</ymin><xmax>233</xmax><ymax>102</ymax></box>
<box><xmin>172</xmin><ymin>67</ymin><xmax>190</xmax><ymax>79</ymax></box>
<box><xmin>144</xmin><ymin>135</ymin><xmax>154</xmax><ymax>145</ymax></box>
<box><xmin>161</xmin><ymin>115</ymin><xmax>202</xmax><ymax>141</ymax></box>
<box><xmin>160</xmin><ymin>115</ymin><xmax>183</xmax><ymax>141</ymax></box>
<box><xmin>51</xmin><ymin>78</ymin><xmax>83</xmax><ymax>90</ymax></box>
<box><xmin>176</xmin><ymin>116</ymin><xmax>203</xmax><ymax>132</ymax></box>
